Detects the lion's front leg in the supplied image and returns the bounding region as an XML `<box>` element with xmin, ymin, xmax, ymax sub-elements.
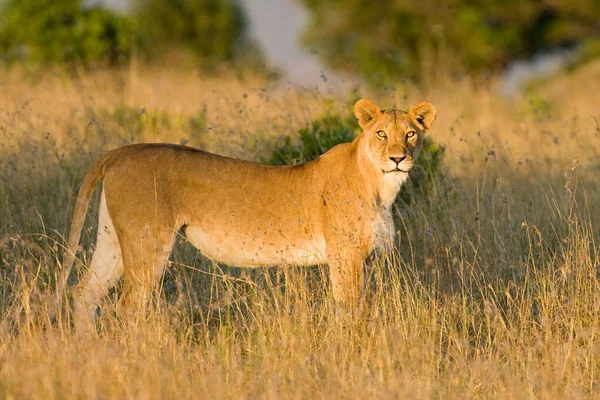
<box><xmin>327</xmin><ymin>246</ymin><xmax>368</xmax><ymax>310</ymax></box>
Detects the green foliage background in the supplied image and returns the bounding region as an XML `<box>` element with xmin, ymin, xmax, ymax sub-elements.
<box><xmin>300</xmin><ymin>0</ymin><xmax>600</xmax><ymax>85</ymax></box>
<box><xmin>0</xmin><ymin>0</ymin><xmax>136</xmax><ymax>67</ymax></box>
<box><xmin>0</xmin><ymin>0</ymin><xmax>262</xmax><ymax>69</ymax></box>
<box><xmin>1</xmin><ymin>0</ymin><xmax>599</xmax><ymax>81</ymax></box>
<box><xmin>132</xmin><ymin>0</ymin><xmax>262</xmax><ymax>68</ymax></box>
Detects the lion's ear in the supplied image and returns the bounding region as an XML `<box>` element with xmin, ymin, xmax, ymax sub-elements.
<box><xmin>409</xmin><ymin>101</ymin><xmax>437</xmax><ymax>131</ymax></box>
<box><xmin>354</xmin><ymin>99</ymin><xmax>380</xmax><ymax>130</ymax></box>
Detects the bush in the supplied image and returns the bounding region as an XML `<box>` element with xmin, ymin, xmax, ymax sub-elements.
<box><xmin>264</xmin><ymin>107</ymin><xmax>359</xmax><ymax>166</ymax></box>
<box><xmin>263</xmin><ymin>103</ymin><xmax>447</xmax><ymax>206</ymax></box>
<box><xmin>132</xmin><ymin>0</ymin><xmax>260</xmax><ymax>68</ymax></box>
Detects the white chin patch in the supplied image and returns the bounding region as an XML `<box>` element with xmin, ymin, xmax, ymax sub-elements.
<box><xmin>384</xmin><ymin>170</ymin><xmax>409</xmax><ymax>182</ymax></box>
<box><xmin>380</xmin><ymin>172</ymin><xmax>409</xmax><ymax>208</ymax></box>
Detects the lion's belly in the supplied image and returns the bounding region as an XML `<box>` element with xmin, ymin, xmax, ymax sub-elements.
<box><xmin>185</xmin><ymin>225</ymin><xmax>327</xmax><ymax>267</ymax></box>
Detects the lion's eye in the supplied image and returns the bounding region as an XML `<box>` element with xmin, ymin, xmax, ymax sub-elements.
<box><xmin>376</xmin><ymin>130</ymin><xmax>387</xmax><ymax>139</ymax></box>
<box><xmin>406</xmin><ymin>131</ymin><xmax>416</xmax><ymax>138</ymax></box>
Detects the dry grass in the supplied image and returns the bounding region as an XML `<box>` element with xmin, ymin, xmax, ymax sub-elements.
<box><xmin>1</xmin><ymin>61</ymin><xmax>600</xmax><ymax>398</ymax></box>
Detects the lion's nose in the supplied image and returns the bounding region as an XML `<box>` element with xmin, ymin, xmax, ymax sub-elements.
<box><xmin>389</xmin><ymin>155</ymin><xmax>407</xmax><ymax>164</ymax></box>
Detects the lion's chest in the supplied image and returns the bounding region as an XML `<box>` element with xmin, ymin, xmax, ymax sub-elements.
<box><xmin>371</xmin><ymin>208</ymin><xmax>396</xmax><ymax>251</ymax></box>
<box><xmin>367</xmin><ymin>173</ymin><xmax>406</xmax><ymax>251</ymax></box>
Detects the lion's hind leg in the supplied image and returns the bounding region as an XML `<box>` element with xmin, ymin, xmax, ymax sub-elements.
<box><xmin>72</xmin><ymin>190</ymin><xmax>124</xmax><ymax>328</ymax></box>
<box><xmin>115</xmin><ymin>224</ymin><xmax>176</xmax><ymax>322</ymax></box>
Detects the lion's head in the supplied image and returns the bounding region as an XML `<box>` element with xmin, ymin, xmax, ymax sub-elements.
<box><xmin>354</xmin><ymin>99</ymin><xmax>437</xmax><ymax>175</ymax></box>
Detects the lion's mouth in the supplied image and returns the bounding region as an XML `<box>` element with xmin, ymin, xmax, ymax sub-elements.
<box><xmin>383</xmin><ymin>168</ymin><xmax>409</xmax><ymax>174</ymax></box>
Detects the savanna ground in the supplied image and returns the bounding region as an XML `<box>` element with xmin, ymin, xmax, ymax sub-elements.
<box><xmin>1</xmin><ymin>62</ymin><xmax>600</xmax><ymax>398</ymax></box>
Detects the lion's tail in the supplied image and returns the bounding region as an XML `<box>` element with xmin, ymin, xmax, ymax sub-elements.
<box><xmin>56</xmin><ymin>150</ymin><xmax>115</xmax><ymax>299</ymax></box>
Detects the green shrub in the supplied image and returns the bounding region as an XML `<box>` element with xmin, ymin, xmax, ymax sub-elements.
<box><xmin>264</xmin><ymin>107</ymin><xmax>359</xmax><ymax>166</ymax></box>
<box><xmin>264</xmin><ymin>104</ymin><xmax>446</xmax><ymax>205</ymax></box>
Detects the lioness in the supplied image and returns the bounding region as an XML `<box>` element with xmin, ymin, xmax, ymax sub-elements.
<box><xmin>59</xmin><ymin>99</ymin><xmax>436</xmax><ymax>324</ymax></box>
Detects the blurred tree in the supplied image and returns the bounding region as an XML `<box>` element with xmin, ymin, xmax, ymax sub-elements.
<box><xmin>132</xmin><ymin>0</ymin><xmax>262</xmax><ymax>68</ymax></box>
<box><xmin>0</xmin><ymin>0</ymin><xmax>136</xmax><ymax>67</ymax></box>
<box><xmin>300</xmin><ymin>0</ymin><xmax>600</xmax><ymax>84</ymax></box>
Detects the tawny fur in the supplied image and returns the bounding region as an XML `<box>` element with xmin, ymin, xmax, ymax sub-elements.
<box><xmin>58</xmin><ymin>99</ymin><xmax>436</xmax><ymax>325</ymax></box>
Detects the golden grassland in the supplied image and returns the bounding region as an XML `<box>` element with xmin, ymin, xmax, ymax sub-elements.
<box><xmin>1</xmin><ymin>62</ymin><xmax>600</xmax><ymax>398</ymax></box>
